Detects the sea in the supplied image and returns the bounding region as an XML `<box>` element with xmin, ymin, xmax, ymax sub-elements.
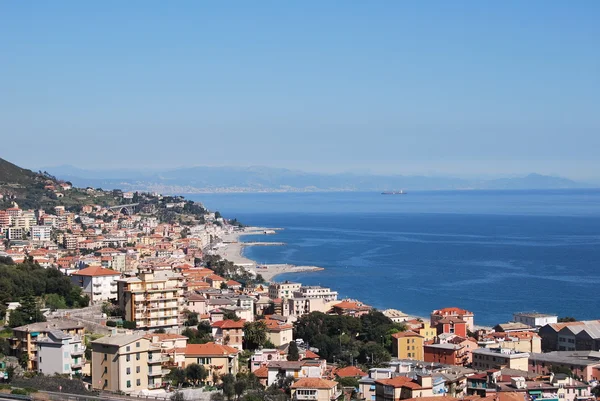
<box><xmin>185</xmin><ymin>190</ymin><xmax>600</xmax><ymax>326</ymax></box>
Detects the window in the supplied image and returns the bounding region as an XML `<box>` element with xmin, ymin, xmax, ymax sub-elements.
<box><xmin>104</xmin><ymin>367</ymin><xmax>108</xmax><ymax>374</ymax></box>
<box><xmin>126</xmin><ymin>367</ymin><xmax>131</xmax><ymax>375</ymax></box>
<box><xmin>136</xmin><ymin>366</ymin><xmax>140</xmax><ymax>373</ymax></box>
<box><xmin>136</xmin><ymin>353</ymin><xmax>140</xmax><ymax>361</ymax></box>
<box><xmin>136</xmin><ymin>379</ymin><xmax>141</xmax><ymax>386</ymax></box>
<box><xmin>136</xmin><ymin>342</ymin><xmax>141</xmax><ymax>348</ymax></box>
<box><xmin>104</xmin><ymin>354</ymin><xmax>107</xmax><ymax>361</ymax></box>
<box><xmin>126</xmin><ymin>346</ymin><xmax>131</xmax><ymax>352</ymax></box>
<box><xmin>126</xmin><ymin>380</ymin><xmax>131</xmax><ymax>388</ymax></box>
<box><xmin>39</xmin><ymin>357</ymin><xmax>42</xmax><ymax>362</ymax></box>
<box><xmin>407</xmin><ymin>346</ymin><xmax>410</xmax><ymax>351</ymax></box>
<box><xmin>104</xmin><ymin>380</ymin><xmax>108</xmax><ymax>388</ymax></box>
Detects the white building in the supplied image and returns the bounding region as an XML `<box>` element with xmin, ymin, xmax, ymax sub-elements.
<box><xmin>268</xmin><ymin>281</ymin><xmax>302</xmax><ymax>300</ymax></box>
<box><xmin>293</xmin><ymin>286</ymin><xmax>338</xmax><ymax>302</ymax></box>
<box><xmin>37</xmin><ymin>330</ymin><xmax>86</xmax><ymax>377</ymax></box>
<box><xmin>31</xmin><ymin>225</ymin><xmax>52</xmax><ymax>242</ymax></box>
<box><xmin>70</xmin><ymin>266</ymin><xmax>121</xmax><ymax>303</ymax></box>
<box><xmin>513</xmin><ymin>312</ymin><xmax>558</xmax><ymax>328</ymax></box>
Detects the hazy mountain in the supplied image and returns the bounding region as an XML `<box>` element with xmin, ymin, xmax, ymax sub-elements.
<box><xmin>40</xmin><ymin>164</ymin><xmax>587</xmax><ymax>193</ymax></box>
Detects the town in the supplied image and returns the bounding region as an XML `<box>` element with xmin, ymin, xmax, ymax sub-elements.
<box><xmin>0</xmin><ymin>176</ymin><xmax>599</xmax><ymax>401</ymax></box>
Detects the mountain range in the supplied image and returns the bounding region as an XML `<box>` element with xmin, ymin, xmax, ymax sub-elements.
<box><xmin>39</xmin><ymin>164</ymin><xmax>588</xmax><ymax>193</ymax></box>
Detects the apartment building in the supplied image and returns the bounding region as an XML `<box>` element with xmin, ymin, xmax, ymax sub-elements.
<box><xmin>431</xmin><ymin>307</ymin><xmax>474</xmax><ymax>332</ymax></box>
<box><xmin>184</xmin><ymin>342</ymin><xmax>239</xmax><ymax>380</ymax></box>
<box><xmin>9</xmin><ymin>320</ymin><xmax>85</xmax><ymax>371</ymax></box>
<box><xmin>472</xmin><ymin>348</ymin><xmax>529</xmax><ymax>371</ymax></box>
<box><xmin>269</xmin><ymin>281</ymin><xmax>301</xmax><ymax>300</ymax></box>
<box><xmin>118</xmin><ymin>270</ymin><xmax>184</xmax><ymax>331</ymax></box>
<box><xmin>392</xmin><ymin>330</ymin><xmax>424</xmax><ymax>360</ymax></box>
<box><xmin>478</xmin><ymin>331</ymin><xmax>542</xmax><ymax>353</ymax></box>
<box><xmin>37</xmin><ymin>330</ymin><xmax>85</xmax><ymax>377</ymax></box>
<box><xmin>91</xmin><ymin>334</ymin><xmax>167</xmax><ymax>394</ymax></box>
<box><xmin>513</xmin><ymin>312</ymin><xmax>557</xmax><ymax>328</ymax></box>
<box><xmin>31</xmin><ymin>225</ymin><xmax>52</xmax><ymax>242</ymax></box>
<box><xmin>264</xmin><ymin>318</ymin><xmax>293</xmax><ymax>347</ymax></box>
<box><xmin>293</xmin><ymin>286</ymin><xmax>338</xmax><ymax>302</ymax></box>
<box><xmin>71</xmin><ymin>266</ymin><xmax>121</xmax><ymax>303</ymax></box>
<box><xmin>291</xmin><ymin>378</ymin><xmax>341</xmax><ymax>401</ymax></box>
<box><xmin>211</xmin><ymin>319</ymin><xmax>245</xmax><ymax>350</ymax></box>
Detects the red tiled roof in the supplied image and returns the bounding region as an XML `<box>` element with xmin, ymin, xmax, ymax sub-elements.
<box><xmin>392</xmin><ymin>330</ymin><xmax>423</xmax><ymax>339</ymax></box>
<box><xmin>254</xmin><ymin>366</ymin><xmax>268</xmax><ymax>378</ymax></box>
<box><xmin>304</xmin><ymin>349</ymin><xmax>320</xmax><ymax>359</ymax></box>
<box><xmin>72</xmin><ymin>266</ymin><xmax>121</xmax><ymax>277</ymax></box>
<box><xmin>335</xmin><ymin>365</ymin><xmax>367</xmax><ymax>378</ymax></box>
<box><xmin>185</xmin><ymin>342</ymin><xmax>238</xmax><ymax>356</ymax></box>
<box><xmin>211</xmin><ymin>319</ymin><xmax>246</xmax><ymax>329</ymax></box>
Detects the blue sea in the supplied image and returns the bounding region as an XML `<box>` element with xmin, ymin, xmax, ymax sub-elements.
<box><xmin>186</xmin><ymin>190</ymin><xmax>600</xmax><ymax>326</ymax></box>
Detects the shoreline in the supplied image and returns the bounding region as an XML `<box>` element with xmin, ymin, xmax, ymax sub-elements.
<box><xmin>215</xmin><ymin>227</ymin><xmax>325</xmax><ymax>282</ymax></box>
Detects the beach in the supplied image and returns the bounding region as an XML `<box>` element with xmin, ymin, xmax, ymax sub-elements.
<box><xmin>215</xmin><ymin>227</ymin><xmax>324</xmax><ymax>282</ymax></box>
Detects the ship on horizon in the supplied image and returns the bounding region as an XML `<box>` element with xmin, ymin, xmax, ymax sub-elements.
<box><xmin>381</xmin><ymin>190</ymin><xmax>406</xmax><ymax>195</ymax></box>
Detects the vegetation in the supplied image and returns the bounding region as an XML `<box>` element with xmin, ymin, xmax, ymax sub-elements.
<box><xmin>182</xmin><ymin>321</ymin><xmax>213</xmax><ymax>344</ymax></box>
<box><xmin>293</xmin><ymin>311</ymin><xmax>405</xmax><ymax>366</ymax></box>
<box><xmin>243</xmin><ymin>321</ymin><xmax>268</xmax><ymax>350</ymax></box>
<box><xmin>558</xmin><ymin>316</ymin><xmax>577</xmax><ymax>322</ymax></box>
<box><xmin>204</xmin><ymin>255</ymin><xmax>263</xmax><ymax>287</ymax></box>
<box><xmin>286</xmin><ymin>341</ymin><xmax>299</xmax><ymax>361</ymax></box>
<box><xmin>0</xmin><ymin>260</ymin><xmax>89</xmax><ymax>323</ymax></box>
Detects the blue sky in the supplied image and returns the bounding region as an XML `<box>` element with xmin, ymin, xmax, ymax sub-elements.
<box><xmin>1</xmin><ymin>2</ymin><xmax>599</xmax><ymax>179</ymax></box>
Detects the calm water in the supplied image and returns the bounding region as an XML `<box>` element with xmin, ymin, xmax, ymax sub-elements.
<box><xmin>186</xmin><ymin>190</ymin><xmax>600</xmax><ymax>326</ymax></box>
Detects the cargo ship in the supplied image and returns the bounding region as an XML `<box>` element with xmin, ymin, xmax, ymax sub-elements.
<box><xmin>381</xmin><ymin>190</ymin><xmax>406</xmax><ymax>195</ymax></box>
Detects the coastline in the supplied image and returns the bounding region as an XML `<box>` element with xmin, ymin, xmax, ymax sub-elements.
<box><xmin>215</xmin><ymin>227</ymin><xmax>324</xmax><ymax>282</ymax></box>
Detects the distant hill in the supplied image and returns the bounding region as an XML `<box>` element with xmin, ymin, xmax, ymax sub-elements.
<box><xmin>42</xmin><ymin>164</ymin><xmax>588</xmax><ymax>193</ymax></box>
<box><xmin>0</xmin><ymin>157</ymin><xmax>41</xmax><ymax>186</ymax></box>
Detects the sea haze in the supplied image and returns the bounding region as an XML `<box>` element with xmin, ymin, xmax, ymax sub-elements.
<box><xmin>186</xmin><ymin>190</ymin><xmax>600</xmax><ymax>326</ymax></box>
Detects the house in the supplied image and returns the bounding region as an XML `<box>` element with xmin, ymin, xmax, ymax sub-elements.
<box><xmin>206</xmin><ymin>274</ymin><xmax>226</xmax><ymax>289</ymax></box>
<box><xmin>250</xmin><ymin>349</ymin><xmax>283</xmax><ymax>372</ymax></box>
<box><xmin>404</xmin><ymin>320</ymin><xmax>437</xmax><ymax>341</ymax></box>
<box><xmin>265</xmin><ymin>360</ymin><xmax>325</xmax><ymax>386</ymax></box>
<box><xmin>291</xmin><ymin>378</ymin><xmax>341</xmax><ymax>401</ymax></box>
<box><xmin>358</xmin><ymin>368</ymin><xmax>394</xmax><ymax>401</ymax></box>
<box><xmin>183</xmin><ymin>342</ymin><xmax>239</xmax><ymax>380</ymax></box>
<box><xmin>70</xmin><ymin>266</ymin><xmax>121</xmax><ymax>303</ymax></box>
<box><xmin>478</xmin><ymin>331</ymin><xmax>541</xmax><ymax>353</ymax></box>
<box><xmin>144</xmin><ymin>333</ymin><xmax>188</xmax><ymax>367</ymax></box>
<box><xmin>264</xmin><ymin>318</ymin><xmax>294</xmax><ymax>347</ymax></box>
<box><xmin>375</xmin><ymin>374</ymin><xmax>434</xmax><ymax>401</ymax></box>
<box><xmin>424</xmin><ymin>343</ymin><xmax>468</xmax><ymax>366</ymax></box>
<box><xmin>392</xmin><ymin>331</ymin><xmax>424</xmax><ymax>360</ymax></box>
<box><xmin>334</xmin><ymin>365</ymin><xmax>366</xmax><ymax>378</ymax></box>
<box><xmin>269</xmin><ymin>281</ymin><xmax>302</xmax><ymax>300</ymax></box>
<box><xmin>430</xmin><ymin>308</ymin><xmax>474</xmax><ymax>332</ymax></box>
<box><xmin>330</xmin><ymin>299</ymin><xmax>372</xmax><ymax>317</ymax></box>
<box><xmin>186</xmin><ymin>293</ymin><xmax>208</xmax><ymax>315</ymax></box>
<box><xmin>9</xmin><ymin>320</ymin><xmax>85</xmax><ymax>371</ymax></box>
<box><xmin>91</xmin><ymin>334</ymin><xmax>166</xmax><ymax>393</ymax></box>
<box><xmin>37</xmin><ymin>330</ymin><xmax>85</xmax><ymax>377</ymax></box>
<box><xmin>472</xmin><ymin>348</ymin><xmax>529</xmax><ymax>371</ymax></box>
<box><xmin>211</xmin><ymin>319</ymin><xmax>245</xmax><ymax>350</ymax></box>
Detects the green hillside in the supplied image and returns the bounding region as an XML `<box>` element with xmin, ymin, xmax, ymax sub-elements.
<box><xmin>0</xmin><ymin>157</ymin><xmax>41</xmax><ymax>186</ymax></box>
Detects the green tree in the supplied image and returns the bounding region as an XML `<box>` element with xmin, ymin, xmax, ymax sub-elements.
<box><xmin>185</xmin><ymin>311</ymin><xmax>199</xmax><ymax>327</ymax></box>
<box><xmin>358</xmin><ymin>342</ymin><xmax>391</xmax><ymax>366</ymax></box>
<box><xmin>45</xmin><ymin>294</ymin><xmax>67</xmax><ymax>310</ymax></box>
<box><xmin>558</xmin><ymin>316</ymin><xmax>577</xmax><ymax>322</ymax></box>
<box><xmin>287</xmin><ymin>341</ymin><xmax>299</xmax><ymax>361</ymax></box>
<box><xmin>10</xmin><ymin>295</ymin><xmax>45</xmax><ymax>328</ymax></box>
<box><xmin>221</xmin><ymin>373</ymin><xmax>236</xmax><ymax>401</ymax></box>
<box><xmin>243</xmin><ymin>321</ymin><xmax>267</xmax><ymax>350</ymax></box>
<box><xmin>167</xmin><ymin>368</ymin><xmax>187</xmax><ymax>386</ymax></box>
<box><xmin>185</xmin><ymin>363</ymin><xmax>208</xmax><ymax>386</ymax></box>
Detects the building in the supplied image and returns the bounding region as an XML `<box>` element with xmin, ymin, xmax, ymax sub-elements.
<box><xmin>291</xmin><ymin>378</ymin><xmax>341</xmax><ymax>401</ymax></box>
<box><xmin>269</xmin><ymin>281</ymin><xmax>302</xmax><ymax>300</ymax></box>
<box><xmin>117</xmin><ymin>270</ymin><xmax>184</xmax><ymax>331</ymax></box>
<box><xmin>478</xmin><ymin>331</ymin><xmax>542</xmax><ymax>354</ymax></box>
<box><xmin>358</xmin><ymin>368</ymin><xmax>394</xmax><ymax>401</ymax></box>
<box><xmin>375</xmin><ymin>374</ymin><xmax>434</xmax><ymax>401</ymax></box>
<box><xmin>9</xmin><ymin>320</ymin><xmax>85</xmax><ymax>371</ymax></box>
<box><xmin>211</xmin><ymin>319</ymin><xmax>245</xmax><ymax>350</ymax></box>
<box><xmin>392</xmin><ymin>331</ymin><xmax>424</xmax><ymax>360</ymax></box>
<box><xmin>264</xmin><ymin>318</ymin><xmax>294</xmax><ymax>347</ymax></box>
<box><xmin>404</xmin><ymin>320</ymin><xmax>438</xmax><ymax>342</ymax></box>
<box><xmin>528</xmin><ymin>351</ymin><xmax>600</xmax><ymax>382</ymax></box>
<box><xmin>538</xmin><ymin>320</ymin><xmax>600</xmax><ymax>352</ymax></box>
<box><xmin>31</xmin><ymin>225</ymin><xmax>52</xmax><ymax>242</ymax></box>
<box><xmin>330</xmin><ymin>299</ymin><xmax>372</xmax><ymax>317</ymax></box>
<box><xmin>431</xmin><ymin>308</ymin><xmax>474</xmax><ymax>332</ymax></box>
<box><xmin>91</xmin><ymin>334</ymin><xmax>166</xmax><ymax>393</ymax></box>
<box><xmin>513</xmin><ymin>313</ymin><xmax>557</xmax><ymax>328</ymax></box>
<box><xmin>424</xmin><ymin>343</ymin><xmax>468</xmax><ymax>366</ymax></box>
<box><xmin>472</xmin><ymin>348</ymin><xmax>529</xmax><ymax>371</ymax></box>
<box><xmin>293</xmin><ymin>286</ymin><xmax>338</xmax><ymax>302</ymax></box>
<box><xmin>265</xmin><ymin>360</ymin><xmax>325</xmax><ymax>386</ymax></box>
<box><xmin>63</xmin><ymin>234</ymin><xmax>78</xmax><ymax>250</ymax></box>
<box><xmin>183</xmin><ymin>342</ymin><xmax>239</xmax><ymax>380</ymax></box>
<box><xmin>433</xmin><ymin>318</ymin><xmax>467</xmax><ymax>337</ymax></box>
<box><xmin>70</xmin><ymin>266</ymin><xmax>121</xmax><ymax>303</ymax></box>
<box><xmin>383</xmin><ymin>309</ymin><xmax>409</xmax><ymax>323</ymax></box>
<box><xmin>36</xmin><ymin>330</ymin><xmax>85</xmax><ymax>377</ymax></box>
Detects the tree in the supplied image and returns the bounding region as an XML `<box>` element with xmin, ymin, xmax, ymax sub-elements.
<box><xmin>185</xmin><ymin>363</ymin><xmax>208</xmax><ymax>386</ymax></box>
<box><xmin>243</xmin><ymin>321</ymin><xmax>267</xmax><ymax>350</ymax></box>
<box><xmin>167</xmin><ymin>368</ymin><xmax>187</xmax><ymax>387</ymax></box>
<box><xmin>223</xmin><ymin>311</ymin><xmax>240</xmax><ymax>321</ymax></box>
<box><xmin>221</xmin><ymin>373</ymin><xmax>236</xmax><ymax>401</ymax></box>
<box><xmin>337</xmin><ymin>376</ymin><xmax>359</xmax><ymax>388</ymax></box>
<box><xmin>10</xmin><ymin>295</ymin><xmax>45</xmax><ymax>328</ymax></box>
<box><xmin>358</xmin><ymin>341</ymin><xmax>391</xmax><ymax>366</ymax></box>
<box><xmin>45</xmin><ymin>294</ymin><xmax>67</xmax><ymax>310</ymax></box>
<box><xmin>234</xmin><ymin>378</ymin><xmax>248</xmax><ymax>401</ymax></box>
<box><xmin>287</xmin><ymin>341</ymin><xmax>299</xmax><ymax>361</ymax></box>
<box><xmin>558</xmin><ymin>316</ymin><xmax>577</xmax><ymax>322</ymax></box>
<box><xmin>185</xmin><ymin>311</ymin><xmax>199</xmax><ymax>327</ymax></box>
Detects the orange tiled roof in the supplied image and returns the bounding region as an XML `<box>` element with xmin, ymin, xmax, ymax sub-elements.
<box><xmin>254</xmin><ymin>366</ymin><xmax>268</xmax><ymax>378</ymax></box>
<box><xmin>392</xmin><ymin>330</ymin><xmax>423</xmax><ymax>339</ymax></box>
<box><xmin>72</xmin><ymin>266</ymin><xmax>121</xmax><ymax>277</ymax></box>
<box><xmin>376</xmin><ymin>376</ymin><xmax>422</xmax><ymax>389</ymax></box>
<box><xmin>211</xmin><ymin>319</ymin><xmax>246</xmax><ymax>329</ymax></box>
<box><xmin>185</xmin><ymin>342</ymin><xmax>238</xmax><ymax>356</ymax></box>
<box><xmin>291</xmin><ymin>378</ymin><xmax>338</xmax><ymax>389</ymax></box>
<box><xmin>335</xmin><ymin>365</ymin><xmax>366</xmax><ymax>378</ymax></box>
<box><xmin>432</xmin><ymin>307</ymin><xmax>473</xmax><ymax>316</ymax></box>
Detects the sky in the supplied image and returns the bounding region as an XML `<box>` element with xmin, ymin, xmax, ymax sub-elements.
<box><xmin>1</xmin><ymin>2</ymin><xmax>599</xmax><ymax>179</ymax></box>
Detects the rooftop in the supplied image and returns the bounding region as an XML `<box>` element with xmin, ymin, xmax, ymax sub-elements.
<box><xmin>529</xmin><ymin>351</ymin><xmax>600</xmax><ymax>366</ymax></box>
<box><xmin>92</xmin><ymin>333</ymin><xmax>147</xmax><ymax>347</ymax></box>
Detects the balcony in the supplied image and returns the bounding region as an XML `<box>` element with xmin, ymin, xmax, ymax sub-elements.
<box><xmin>71</xmin><ymin>362</ymin><xmax>85</xmax><ymax>369</ymax></box>
<box><xmin>294</xmin><ymin>394</ymin><xmax>317</xmax><ymax>401</ymax></box>
<box><xmin>147</xmin><ymin>370</ymin><xmax>163</xmax><ymax>377</ymax></box>
<box><xmin>148</xmin><ymin>382</ymin><xmax>162</xmax><ymax>390</ymax></box>
<box><xmin>71</xmin><ymin>348</ymin><xmax>86</xmax><ymax>357</ymax></box>
<box><xmin>93</xmin><ymin>282</ymin><xmax>102</xmax><ymax>287</ymax></box>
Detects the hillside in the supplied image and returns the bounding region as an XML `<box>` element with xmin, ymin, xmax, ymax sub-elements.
<box><xmin>0</xmin><ymin>157</ymin><xmax>42</xmax><ymax>186</ymax></box>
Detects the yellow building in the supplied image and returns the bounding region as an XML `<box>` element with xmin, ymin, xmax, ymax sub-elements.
<box><xmin>184</xmin><ymin>342</ymin><xmax>239</xmax><ymax>381</ymax></box>
<box><xmin>472</xmin><ymin>348</ymin><xmax>529</xmax><ymax>371</ymax></box>
<box><xmin>9</xmin><ymin>320</ymin><xmax>85</xmax><ymax>371</ymax></box>
<box><xmin>291</xmin><ymin>378</ymin><xmax>341</xmax><ymax>401</ymax></box>
<box><xmin>91</xmin><ymin>333</ymin><xmax>168</xmax><ymax>393</ymax></box>
<box><xmin>117</xmin><ymin>270</ymin><xmax>184</xmax><ymax>330</ymax></box>
<box><xmin>391</xmin><ymin>331</ymin><xmax>424</xmax><ymax>360</ymax></box>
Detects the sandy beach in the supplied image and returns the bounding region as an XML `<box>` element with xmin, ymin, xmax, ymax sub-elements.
<box><xmin>215</xmin><ymin>227</ymin><xmax>325</xmax><ymax>282</ymax></box>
